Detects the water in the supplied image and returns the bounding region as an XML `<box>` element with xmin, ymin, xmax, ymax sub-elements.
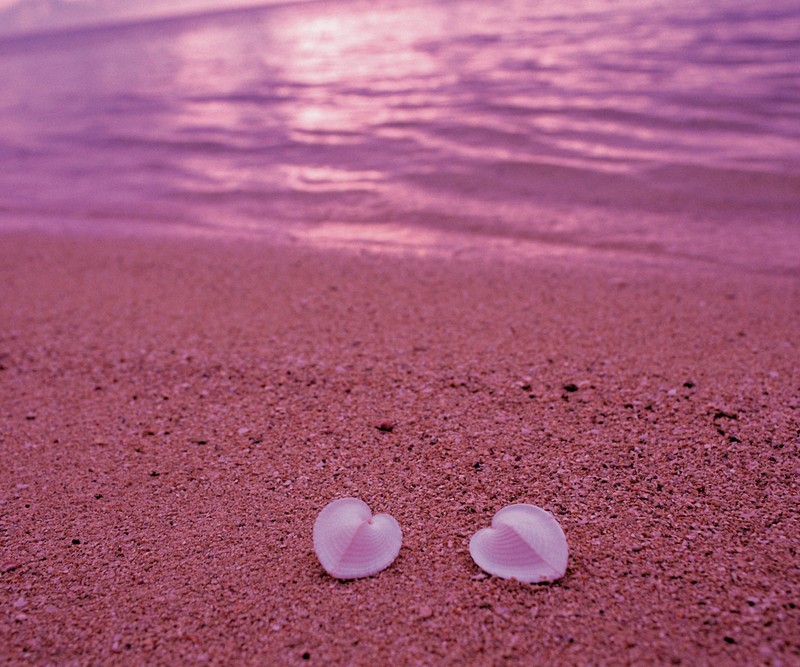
<box><xmin>1</xmin><ymin>0</ymin><xmax>798</xmax><ymax>269</ymax></box>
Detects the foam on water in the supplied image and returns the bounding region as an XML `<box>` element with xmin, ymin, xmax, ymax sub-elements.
<box><xmin>0</xmin><ymin>0</ymin><xmax>798</xmax><ymax>270</ymax></box>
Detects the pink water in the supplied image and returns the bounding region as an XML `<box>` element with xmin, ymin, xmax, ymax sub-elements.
<box><xmin>1</xmin><ymin>0</ymin><xmax>798</xmax><ymax>271</ymax></box>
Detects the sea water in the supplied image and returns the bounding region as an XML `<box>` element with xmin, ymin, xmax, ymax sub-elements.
<box><xmin>0</xmin><ymin>0</ymin><xmax>798</xmax><ymax>270</ymax></box>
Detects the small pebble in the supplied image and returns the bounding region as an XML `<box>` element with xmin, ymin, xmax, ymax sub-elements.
<box><xmin>494</xmin><ymin>606</ymin><xmax>511</xmax><ymax>620</ymax></box>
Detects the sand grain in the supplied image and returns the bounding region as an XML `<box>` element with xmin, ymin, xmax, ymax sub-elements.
<box><xmin>1</xmin><ymin>232</ymin><xmax>798</xmax><ymax>665</ymax></box>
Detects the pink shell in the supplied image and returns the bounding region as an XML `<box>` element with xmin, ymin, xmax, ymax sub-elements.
<box><xmin>469</xmin><ymin>504</ymin><xmax>568</xmax><ymax>583</ymax></box>
<box><xmin>313</xmin><ymin>498</ymin><xmax>402</xmax><ymax>579</ymax></box>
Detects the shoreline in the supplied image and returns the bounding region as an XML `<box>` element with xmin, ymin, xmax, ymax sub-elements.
<box><xmin>4</xmin><ymin>212</ymin><xmax>799</xmax><ymax>280</ymax></box>
<box><xmin>1</xmin><ymin>229</ymin><xmax>798</xmax><ymax>664</ymax></box>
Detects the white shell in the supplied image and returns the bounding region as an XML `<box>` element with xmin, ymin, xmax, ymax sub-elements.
<box><xmin>469</xmin><ymin>504</ymin><xmax>568</xmax><ymax>583</ymax></box>
<box><xmin>313</xmin><ymin>498</ymin><xmax>402</xmax><ymax>579</ymax></box>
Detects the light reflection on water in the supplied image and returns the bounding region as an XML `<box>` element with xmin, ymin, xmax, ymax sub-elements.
<box><xmin>0</xmin><ymin>0</ymin><xmax>798</xmax><ymax>269</ymax></box>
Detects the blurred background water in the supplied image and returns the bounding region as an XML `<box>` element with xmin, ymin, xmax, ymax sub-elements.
<box><xmin>0</xmin><ymin>0</ymin><xmax>798</xmax><ymax>269</ymax></box>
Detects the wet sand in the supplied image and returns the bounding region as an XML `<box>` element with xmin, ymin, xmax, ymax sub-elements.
<box><xmin>1</xmin><ymin>230</ymin><xmax>798</xmax><ymax>665</ymax></box>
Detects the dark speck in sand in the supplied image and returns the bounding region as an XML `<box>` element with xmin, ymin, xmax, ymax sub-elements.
<box><xmin>376</xmin><ymin>422</ymin><xmax>394</xmax><ymax>433</ymax></box>
<box><xmin>564</xmin><ymin>383</ymin><xmax>579</xmax><ymax>392</ymax></box>
<box><xmin>72</xmin><ymin>539</ymin><xmax>80</xmax><ymax>545</ymax></box>
<box><xmin>149</xmin><ymin>471</ymin><xmax>160</xmax><ymax>477</ymax></box>
<box><xmin>302</xmin><ymin>652</ymin><xmax>311</xmax><ymax>660</ymax></box>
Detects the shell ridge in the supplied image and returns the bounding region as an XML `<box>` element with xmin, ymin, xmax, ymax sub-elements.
<box><xmin>505</xmin><ymin>521</ymin><xmax>561</xmax><ymax>576</ymax></box>
<box><xmin>499</xmin><ymin>506</ymin><xmax>566</xmax><ymax>576</ymax></box>
<box><xmin>315</xmin><ymin>507</ymin><xmax>364</xmax><ymax>570</ymax></box>
<box><xmin>336</xmin><ymin>519</ymin><xmax>373</xmax><ymax>571</ymax></box>
<box><xmin>494</xmin><ymin>523</ymin><xmax>557</xmax><ymax>578</ymax></box>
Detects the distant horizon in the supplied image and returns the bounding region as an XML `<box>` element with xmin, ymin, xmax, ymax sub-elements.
<box><xmin>0</xmin><ymin>0</ymin><xmax>318</xmax><ymax>37</ymax></box>
<box><xmin>0</xmin><ymin>0</ymin><xmax>772</xmax><ymax>38</ymax></box>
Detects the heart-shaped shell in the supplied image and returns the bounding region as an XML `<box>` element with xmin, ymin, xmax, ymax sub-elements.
<box><xmin>469</xmin><ymin>504</ymin><xmax>568</xmax><ymax>583</ymax></box>
<box><xmin>313</xmin><ymin>498</ymin><xmax>402</xmax><ymax>579</ymax></box>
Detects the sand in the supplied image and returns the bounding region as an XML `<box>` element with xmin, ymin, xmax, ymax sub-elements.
<box><xmin>1</xmin><ymin>230</ymin><xmax>798</xmax><ymax>665</ymax></box>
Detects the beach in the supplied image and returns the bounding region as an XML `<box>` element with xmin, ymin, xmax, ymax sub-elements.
<box><xmin>2</xmin><ymin>0</ymin><xmax>799</xmax><ymax>661</ymax></box>
<box><xmin>1</xmin><ymin>229</ymin><xmax>798</xmax><ymax>664</ymax></box>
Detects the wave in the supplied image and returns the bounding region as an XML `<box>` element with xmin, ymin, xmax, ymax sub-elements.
<box><xmin>0</xmin><ymin>0</ymin><xmax>798</xmax><ymax>271</ymax></box>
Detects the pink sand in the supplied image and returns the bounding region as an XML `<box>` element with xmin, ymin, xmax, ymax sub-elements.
<box><xmin>1</xmin><ymin>231</ymin><xmax>798</xmax><ymax>664</ymax></box>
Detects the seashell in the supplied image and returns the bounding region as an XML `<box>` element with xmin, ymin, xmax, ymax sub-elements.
<box><xmin>313</xmin><ymin>498</ymin><xmax>402</xmax><ymax>579</ymax></box>
<box><xmin>469</xmin><ymin>504</ymin><xmax>568</xmax><ymax>583</ymax></box>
